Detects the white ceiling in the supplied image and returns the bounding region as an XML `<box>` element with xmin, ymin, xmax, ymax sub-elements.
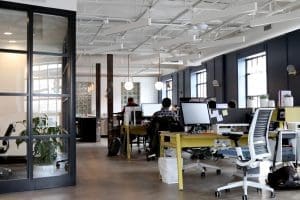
<box><xmin>76</xmin><ymin>0</ymin><xmax>300</xmax><ymax>76</ymax></box>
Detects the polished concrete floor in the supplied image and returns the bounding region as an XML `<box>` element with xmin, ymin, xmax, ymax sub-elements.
<box><xmin>0</xmin><ymin>140</ymin><xmax>299</xmax><ymax>200</ymax></box>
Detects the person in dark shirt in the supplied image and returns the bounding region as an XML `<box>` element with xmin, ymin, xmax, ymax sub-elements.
<box><xmin>147</xmin><ymin>98</ymin><xmax>179</xmax><ymax>159</ymax></box>
<box><xmin>122</xmin><ymin>97</ymin><xmax>138</xmax><ymax>113</ymax></box>
<box><xmin>152</xmin><ymin>98</ymin><xmax>178</xmax><ymax>121</ymax></box>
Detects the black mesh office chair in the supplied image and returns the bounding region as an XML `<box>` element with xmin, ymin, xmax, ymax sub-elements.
<box><xmin>215</xmin><ymin>108</ymin><xmax>275</xmax><ymax>200</ymax></box>
<box><xmin>146</xmin><ymin>116</ymin><xmax>183</xmax><ymax>161</ymax></box>
<box><xmin>0</xmin><ymin>124</ymin><xmax>15</xmax><ymax>177</ymax></box>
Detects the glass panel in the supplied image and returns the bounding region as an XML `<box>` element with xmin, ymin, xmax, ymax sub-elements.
<box><xmin>0</xmin><ymin>139</ymin><xmax>27</xmax><ymax>181</ymax></box>
<box><xmin>33</xmin><ymin>137</ymin><xmax>69</xmax><ymax>178</ymax></box>
<box><xmin>33</xmin><ymin>13</ymin><xmax>68</xmax><ymax>53</ymax></box>
<box><xmin>0</xmin><ymin>96</ymin><xmax>27</xmax><ymax>127</ymax></box>
<box><xmin>0</xmin><ymin>52</ymin><xmax>27</xmax><ymax>93</ymax></box>
<box><xmin>32</xmin><ymin>96</ymin><xmax>65</xmax><ymax>128</ymax></box>
<box><xmin>33</xmin><ymin>55</ymin><xmax>64</xmax><ymax>94</ymax></box>
<box><xmin>0</xmin><ymin>8</ymin><xmax>27</xmax><ymax>51</ymax></box>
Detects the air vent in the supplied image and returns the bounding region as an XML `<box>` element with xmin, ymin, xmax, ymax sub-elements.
<box><xmin>264</xmin><ymin>24</ymin><xmax>272</xmax><ymax>31</ymax></box>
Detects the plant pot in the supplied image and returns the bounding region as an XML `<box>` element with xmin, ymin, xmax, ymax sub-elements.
<box><xmin>247</xmin><ymin>99</ymin><xmax>256</xmax><ymax>108</ymax></box>
<box><xmin>33</xmin><ymin>164</ymin><xmax>55</xmax><ymax>178</ymax></box>
<box><xmin>260</xmin><ymin>98</ymin><xmax>269</xmax><ymax>107</ymax></box>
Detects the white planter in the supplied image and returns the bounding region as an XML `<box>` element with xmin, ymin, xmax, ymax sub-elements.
<box><xmin>268</xmin><ymin>100</ymin><xmax>275</xmax><ymax>107</ymax></box>
<box><xmin>33</xmin><ymin>164</ymin><xmax>55</xmax><ymax>178</ymax></box>
<box><xmin>260</xmin><ymin>99</ymin><xmax>269</xmax><ymax>107</ymax></box>
<box><xmin>247</xmin><ymin>99</ymin><xmax>256</xmax><ymax>108</ymax></box>
<box><xmin>284</xmin><ymin>96</ymin><xmax>294</xmax><ymax>107</ymax></box>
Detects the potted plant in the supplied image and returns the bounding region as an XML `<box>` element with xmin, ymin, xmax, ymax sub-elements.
<box><xmin>16</xmin><ymin>114</ymin><xmax>64</xmax><ymax>165</ymax></box>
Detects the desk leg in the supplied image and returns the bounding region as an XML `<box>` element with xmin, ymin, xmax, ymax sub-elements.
<box><xmin>127</xmin><ymin>127</ymin><xmax>131</xmax><ymax>159</ymax></box>
<box><xmin>160</xmin><ymin>134</ymin><xmax>164</xmax><ymax>157</ymax></box>
<box><xmin>176</xmin><ymin>134</ymin><xmax>183</xmax><ymax>190</ymax></box>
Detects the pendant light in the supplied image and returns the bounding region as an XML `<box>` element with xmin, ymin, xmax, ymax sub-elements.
<box><xmin>155</xmin><ymin>53</ymin><xmax>163</xmax><ymax>90</ymax></box>
<box><xmin>124</xmin><ymin>54</ymin><xmax>134</xmax><ymax>90</ymax></box>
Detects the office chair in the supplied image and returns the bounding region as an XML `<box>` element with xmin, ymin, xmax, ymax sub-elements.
<box><xmin>146</xmin><ymin>116</ymin><xmax>182</xmax><ymax>161</ymax></box>
<box><xmin>0</xmin><ymin>124</ymin><xmax>15</xmax><ymax>177</ymax></box>
<box><xmin>183</xmin><ymin>147</ymin><xmax>221</xmax><ymax>177</ymax></box>
<box><xmin>215</xmin><ymin>108</ymin><xmax>275</xmax><ymax>200</ymax></box>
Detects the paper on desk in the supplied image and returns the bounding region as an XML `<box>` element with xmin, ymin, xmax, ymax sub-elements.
<box><xmin>217</xmin><ymin>114</ymin><xmax>223</xmax><ymax>122</ymax></box>
<box><xmin>222</xmin><ymin>109</ymin><xmax>228</xmax><ymax>116</ymax></box>
<box><xmin>211</xmin><ymin>110</ymin><xmax>219</xmax><ymax>118</ymax></box>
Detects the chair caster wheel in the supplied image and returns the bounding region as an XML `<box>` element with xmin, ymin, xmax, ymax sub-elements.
<box><xmin>270</xmin><ymin>192</ymin><xmax>275</xmax><ymax>198</ymax></box>
<box><xmin>216</xmin><ymin>169</ymin><xmax>221</xmax><ymax>175</ymax></box>
<box><xmin>242</xmin><ymin>195</ymin><xmax>247</xmax><ymax>200</ymax></box>
<box><xmin>256</xmin><ymin>188</ymin><xmax>262</xmax><ymax>193</ymax></box>
<box><xmin>201</xmin><ymin>172</ymin><xmax>206</xmax><ymax>177</ymax></box>
<box><xmin>215</xmin><ymin>191</ymin><xmax>221</xmax><ymax>198</ymax></box>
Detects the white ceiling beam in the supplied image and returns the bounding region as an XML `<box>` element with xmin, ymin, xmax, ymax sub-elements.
<box><xmin>85</xmin><ymin>43</ymin><xmax>124</xmax><ymax>54</ymax></box>
<box><xmin>250</xmin><ymin>9</ymin><xmax>300</xmax><ymax>27</ymax></box>
<box><xmin>155</xmin><ymin>34</ymin><xmax>194</xmax><ymax>49</ymax></box>
<box><xmin>164</xmin><ymin>53</ymin><xmax>201</xmax><ymax>62</ymax></box>
<box><xmin>100</xmin><ymin>18</ymin><xmax>151</xmax><ymax>36</ymax></box>
<box><xmin>192</xmin><ymin>2</ymin><xmax>257</xmax><ymax>24</ymax></box>
<box><xmin>196</xmin><ymin>36</ymin><xmax>245</xmax><ymax>49</ymax></box>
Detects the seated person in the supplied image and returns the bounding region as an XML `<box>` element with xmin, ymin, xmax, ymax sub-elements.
<box><xmin>147</xmin><ymin>98</ymin><xmax>181</xmax><ymax>159</ymax></box>
<box><xmin>122</xmin><ymin>97</ymin><xmax>138</xmax><ymax>113</ymax></box>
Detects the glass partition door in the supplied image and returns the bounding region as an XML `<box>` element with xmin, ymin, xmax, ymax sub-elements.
<box><xmin>0</xmin><ymin>2</ymin><xmax>75</xmax><ymax>193</ymax></box>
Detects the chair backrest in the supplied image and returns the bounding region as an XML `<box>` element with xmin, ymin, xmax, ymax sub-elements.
<box><xmin>248</xmin><ymin>108</ymin><xmax>273</xmax><ymax>161</ymax></box>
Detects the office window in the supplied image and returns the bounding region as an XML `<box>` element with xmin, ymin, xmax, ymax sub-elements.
<box><xmin>196</xmin><ymin>69</ymin><xmax>207</xmax><ymax>98</ymax></box>
<box><xmin>238</xmin><ymin>52</ymin><xmax>267</xmax><ymax>108</ymax></box>
<box><xmin>166</xmin><ymin>79</ymin><xmax>172</xmax><ymax>100</ymax></box>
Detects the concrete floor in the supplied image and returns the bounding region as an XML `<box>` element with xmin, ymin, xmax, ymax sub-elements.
<box><xmin>0</xmin><ymin>140</ymin><xmax>299</xmax><ymax>200</ymax></box>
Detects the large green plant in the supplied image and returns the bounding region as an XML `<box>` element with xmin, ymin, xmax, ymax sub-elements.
<box><xmin>16</xmin><ymin>114</ymin><xmax>63</xmax><ymax>165</ymax></box>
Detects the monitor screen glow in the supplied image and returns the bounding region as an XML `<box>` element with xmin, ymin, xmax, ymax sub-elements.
<box><xmin>181</xmin><ymin>102</ymin><xmax>210</xmax><ymax>125</ymax></box>
<box><xmin>141</xmin><ymin>103</ymin><xmax>161</xmax><ymax>117</ymax></box>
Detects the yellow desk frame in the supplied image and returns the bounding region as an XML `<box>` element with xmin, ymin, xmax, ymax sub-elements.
<box><xmin>159</xmin><ymin>131</ymin><xmax>248</xmax><ymax>190</ymax></box>
<box><xmin>122</xmin><ymin>125</ymin><xmax>147</xmax><ymax>159</ymax></box>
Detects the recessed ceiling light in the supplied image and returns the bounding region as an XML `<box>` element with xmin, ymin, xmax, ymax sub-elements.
<box><xmin>4</xmin><ymin>32</ymin><xmax>12</xmax><ymax>35</ymax></box>
<box><xmin>8</xmin><ymin>40</ymin><xmax>16</xmax><ymax>43</ymax></box>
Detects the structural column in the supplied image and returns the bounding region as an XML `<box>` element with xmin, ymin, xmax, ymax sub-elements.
<box><xmin>107</xmin><ymin>54</ymin><xmax>114</xmax><ymax>149</ymax></box>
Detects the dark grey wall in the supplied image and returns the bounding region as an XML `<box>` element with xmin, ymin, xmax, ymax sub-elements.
<box><xmin>161</xmin><ymin>29</ymin><xmax>300</xmax><ymax>106</ymax></box>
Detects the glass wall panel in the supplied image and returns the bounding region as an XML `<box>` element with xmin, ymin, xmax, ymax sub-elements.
<box><xmin>32</xmin><ymin>137</ymin><xmax>69</xmax><ymax>178</ymax></box>
<box><xmin>33</xmin><ymin>55</ymin><xmax>63</xmax><ymax>94</ymax></box>
<box><xmin>33</xmin><ymin>14</ymin><xmax>68</xmax><ymax>53</ymax></box>
<box><xmin>0</xmin><ymin>9</ymin><xmax>27</xmax><ymax>51</ymax></box>
<box><xmin>0</xmin><ymin>52</ymin><xmax>27</xmax><ymax>93</ymax></box>
<box><xmin>0</xmin><ymin>139</ymin><xmax>27</xmax><ymax>181</ymax></box>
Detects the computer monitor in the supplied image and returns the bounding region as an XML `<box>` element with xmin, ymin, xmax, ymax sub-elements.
<box><xmin>141</xmin><ymin>103</ymin><xmax>161</xmax><ymax>117</ymax></box>
<box><xmin>180</xmin><ymin>102</ymin><xmax>210</xmax><ymax>126</ymax></box>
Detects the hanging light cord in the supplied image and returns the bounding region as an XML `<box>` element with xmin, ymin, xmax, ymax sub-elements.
<box><xmin>128</xmin><ymin>54</ymin><xmax>130</xmax><ymax>81</ymax></box>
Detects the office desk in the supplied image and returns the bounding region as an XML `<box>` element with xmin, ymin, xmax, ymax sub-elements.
<box><xmin>121</xmin><ymin>125</ymin><xmax>147</xmax><ymax>159</ymax></box>
<box><xmin>159</xmin><ymin>131</ymin><xmax>248</xmax><ymax>190</ymax></box>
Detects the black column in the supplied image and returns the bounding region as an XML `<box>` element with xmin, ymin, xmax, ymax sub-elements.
<box><xmin>107</xmin><ymin>55</ymin><xmax>114</xmax><ymax>149</ymax></box>
<box><xmin>96</xmin><ymin>63</ymin><xmax>101</xmax><ymax>139</ymax></box>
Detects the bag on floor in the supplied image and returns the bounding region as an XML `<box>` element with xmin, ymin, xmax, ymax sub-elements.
<box><xmin>107</xmin><ymin>137</ymin><xmax>121</xmax><ymax>157</ymax></box>
<box><xmin>267</xmin><ymin>166</ymin><xmax>300</xmax><ymax>190</ymax></box>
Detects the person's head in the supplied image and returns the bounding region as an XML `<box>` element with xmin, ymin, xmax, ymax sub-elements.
<box><xmin>162</xmin><ymin>98</ymin><xmax>171</xmax><ymax>108</ymax></box>
<box><xmin>127</xmin><ymin>97</ymin><xmax>134</xmax><ymax>104</ymax></box>
<box><xmin>228</xmin><ymin>100</ymin><xmax>237</xmax><ymax>108</ymax></box>
<box><xmin>208</xmin><ymin>100</ymin><xmax>216</xmax><ymax>109</ymax></box>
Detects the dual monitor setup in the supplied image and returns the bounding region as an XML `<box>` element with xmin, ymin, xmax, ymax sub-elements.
<box><xmin>124</xmin><ymin>100</ymin><xmax>252</xmax><ymax>133</ymax></box>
